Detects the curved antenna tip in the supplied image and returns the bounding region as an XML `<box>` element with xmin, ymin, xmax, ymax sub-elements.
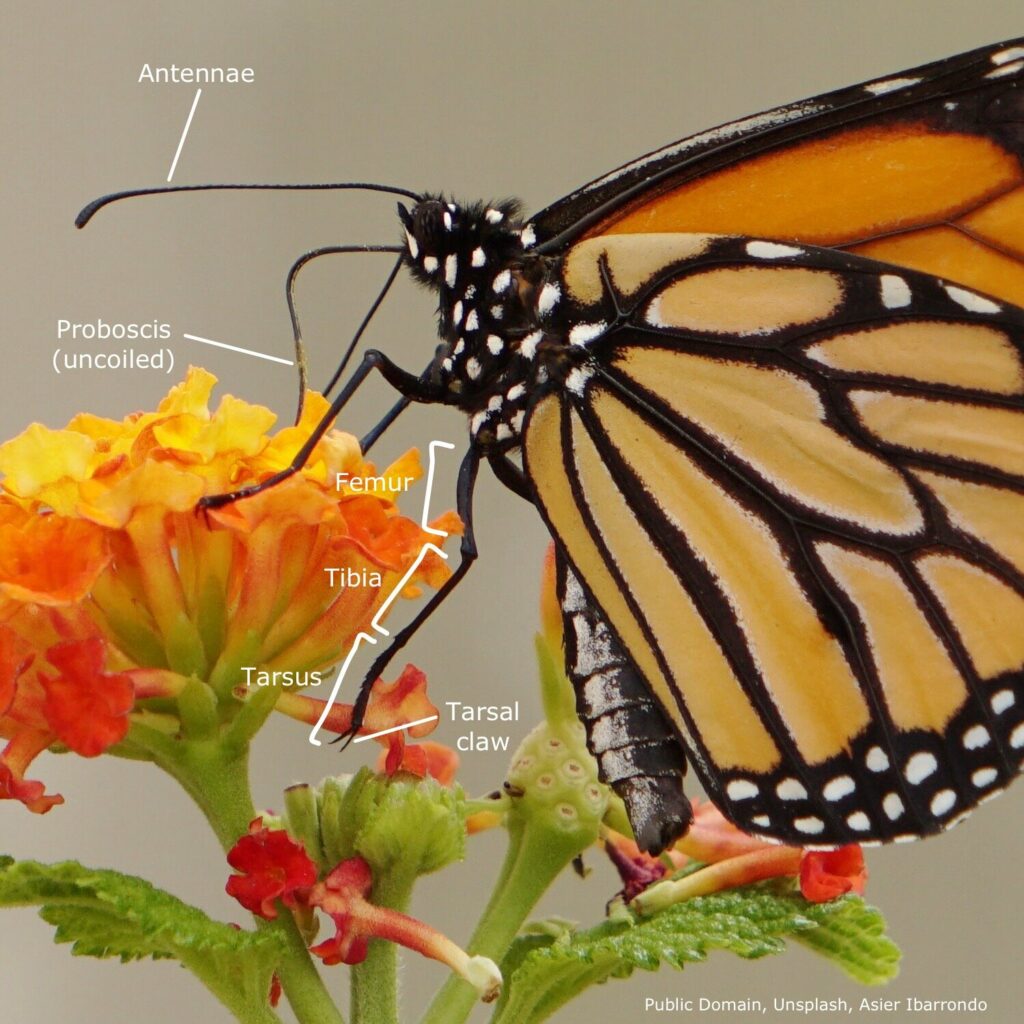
<box><xmin>74</xmin><ymin>181</ymin><xmax>424</xmax><ymax>230</ymax></box>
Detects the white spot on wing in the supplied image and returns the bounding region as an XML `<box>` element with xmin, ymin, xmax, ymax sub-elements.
<box><xmin>992</xmin><ymin>45</ymin><xmax>1024</xmax><ymax>64</ymax></box>
<box><xmin>930</xmin><ymin>789</ymin><xmax>956</xmax><ymax>816</ymax></box>
<box><xmin>485</xmin><ymin>208</ymin><xmax>503</xmax><ymax>224</ymax></box>
<box><xmin>423</xmin><ymin>255</ymin><xmax>438</xmax><ymax>274</ymax></box>
<box><xmin>866</xmin><ymin>746</ymin><xmax>889</xmax><ymax>772</ymax></box>
<box><xmin>465</xmin><ymin>357</ymin><xmax>481</xmax><ymax>381</ymax></box>
<box><xmin>880</xmin><ymin>275</ymin><xmax>911</xmax><ymax>309</ymax></box>
<box><xmin>492</xmin><ymin>270</ymin><xmax>512</xmax><ymax>294</ymax></box>
<box><xmin>443</xmin><ymin>210</ymin><xmax>452</xmax><ymax>231</ymax></box>
<box><xmin>405</xmin><ymin>231</ymin><xmax>418</xmax><ymax>258</ymax></box>
<box><xmin>963</xmin><ymin>725</ymin><xmax>990</xmax><ymax>750</ymax></box>
<box><xmin>746</xmin><ymin>240</ymin><xmax>804</xmax><ymax>259</ymax></box>
<box><xmin>487</xmin><ymin>335</ymin><xmax>503</xmax><ymax>355</ymax></box>
<box><xmin>864</xmin><ymin>76</ymin><xmax>921</xmax><ymax>95</ymax></box>
<box><xmin>471</xmin><ymin>247</ymin><xmax>486</xmax><ymax>268</ymax></box>
<box><xmin>823</xmin><ymin>775</ymin><xmax>856</xmax><ymax>802</ymax></box>
<box><xmin>465</xmin><ymin>310</ymin><xmax>479</xmax><ymax>331</ymax></box>
<box><xmin>883</xmin><ymin>792</ymin><xmax>904</xmax><ymax>820</ymax></box>
<box><xmin>986</xmin><ymin>59</ymin><xmax>1024</xmax><ymax>78</ymax></box>
<box><xmin>452</xmin><ymin>301</ymin><xmax>463</xmax><ymax>326</ymax></box>
<box><xmin>776</xmin><ymin>778</ymin><xmax>807</xmax><ymax>801</ymax></box>
<box><xmin>905</xmin><ymin>751</ymin><xmax>937</xmax><ymax>784</ymax></box>
<box><xmin>495</xmin><ymin>423</ymin><xmax>512</xmax><ymax>441</ymax></box>
<box><xmin>506</xmin><ymin>384</ymin><xmax>525</xmax><ymax>400</ymax></box>
<box><xmin>751</xmin><ymin>814</ymin><xmax>771</xmax><ymax>827</ymax></box>
<box><xmin>520</xmin><ymin>224</ymin><xmax>537</xmax><ymax>247</ymax></box>
<box><xmin>847</xmin><ymin>811</ymin><xmax>870</xmax><ymax>831</ymax></box>
<box><xmin>992</xmin><ymin>689</ymin><xmax>1015</xmax><ymax>714</ymax></box>
<box><xmin>972</xmin><ymin>766</ymin><xmax>998</xmax><ymax>788</ymax></box>
<box><xmin>794</xmin><ymin>816</ymin><xmax>825</xmax><ymax>834</ymax></box>
<box><xmin>445</xmin><ymin>254</ymin><xmax>458</xmax><ymax>288</ymax></box>
<box><xmin>727</xmin><ymin>779</ymin><xmax>759</xmax><ymax>801</ymax></box>
<box><xmin>1012</xmin><ymin>722</ymin><xmax>1024</xmax><ymax>749</ymax></box>
<box><xmin>944</xmin><ymin>284</ymin><xmax>1001</xmax><ymax>314</ymax></box>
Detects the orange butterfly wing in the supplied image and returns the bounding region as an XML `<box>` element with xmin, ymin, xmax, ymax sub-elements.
<box><xmin>531</xmin><ymin>39</ymin><xmax>1024</xmax><ymax>306</ymax></box>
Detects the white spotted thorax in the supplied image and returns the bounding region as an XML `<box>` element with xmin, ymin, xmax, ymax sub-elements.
<box><xmin>399</xmin><ymin>196</ymin><xmax>593</xmax><ymax>451</ymax></box>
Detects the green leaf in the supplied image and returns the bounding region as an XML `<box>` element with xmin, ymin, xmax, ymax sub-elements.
<box><xmin>492</xmin><ymin>883</ymin><xmax>900</xmax><ymax>1024</ymax></box>
<box><xmin>794</xmin><ymin>891</ymin><xmax>902</xmax><ymax>985</ymax></box>
<box><xmin>0</xmin><ymin>856</ymin><xmax>284</xmax><ymax>1020</ymax></box>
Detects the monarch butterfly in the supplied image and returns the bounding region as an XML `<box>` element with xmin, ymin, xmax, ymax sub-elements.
<box><xmin>79</xmin><ymin>37</ymin><xmax>1024</xmax><ymax>855</ymax></box>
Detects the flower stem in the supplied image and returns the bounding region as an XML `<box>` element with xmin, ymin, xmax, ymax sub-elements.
<box><xmin>350</xmin><ymin>861</ymin><xmax>417</xmax><ymax>1024</ymax></box>
<box><xmin>148</xmin><ymin>735</ymin><xmax>346</xmax><ymax>1024</ymax></box>
<box><xmin>419</xmin><ymin>817</ymin><xmax>575</xmax><ymax>1024</ymax></box>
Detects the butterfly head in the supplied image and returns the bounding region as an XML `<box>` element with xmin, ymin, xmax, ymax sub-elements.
<box><xmin>397</xmin><ymin>196</ymin><xmax>526</xmax><ymax>291</ymax></box>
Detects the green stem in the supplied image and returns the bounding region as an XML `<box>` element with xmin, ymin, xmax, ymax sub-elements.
<box><xmin>419</xmin><ymin>819</ymin><xmax>573</xmax><ymax>1024</ymax></box>
<box><xmin>350</xmin><ymin>862</ymin><xmax>418</xmax><ymax>1024</ymax></box>
<box><xmin>147</xmin><ymin>735</ymin><xmax>346</xmax><ymax>1024</ymax></box>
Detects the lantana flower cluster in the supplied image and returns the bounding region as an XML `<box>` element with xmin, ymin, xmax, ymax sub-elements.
<box><xmin>0</xmin><ymin>368</ymin><xmax>457</xmax><ymax>810</ymax></box>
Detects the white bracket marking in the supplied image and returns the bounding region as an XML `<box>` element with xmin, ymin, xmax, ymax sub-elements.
<box><xmin>307</xmin><ymin>439</ymin><xmax>455</xmax><ymax>746</ymax></box>
<box><xmin>369</xmin><ymin>543</ymin><xmax>449</xmax><ymax>638</ymax></box>
<box><xmin>167</xmin><ymin>88</ymin><xmax>202</xmax><ymax>182</ymax></box>
<box><xmin>422</xmin><ymin>440</ymin><xmax>456</xmax><ymax>535</ymax></box>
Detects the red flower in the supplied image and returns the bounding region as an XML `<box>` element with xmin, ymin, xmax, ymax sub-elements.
<box><xmin>605</xmin><ymin>829</ymin><xmax>669</xmax><ymax>902</ymax></box>
<box><xmin>378</xmin><ymin>738</ymin><xmax>459</xmax><ymax>785</ymax></box>
<box><xmin>226</xmin><ymin>818</ymin><xmax>318</xmax><ymax>920</ymax></box>
<box><xmin>38</xmin><ymin>638</ymin><xmax>135</xmax><ymax>756</ymax></box>
<box><xmin>308</xmin><ymin>857</ymin><xmax>374</xmax><ymax>966</ymax></box>
<box><xmin>800</xmin><ymin>844</ymin><xmax>867</xmax><ymax>902</ymax></box>
<box><xmin>309</xmin><ymin>857</ymin><xmax>501</xmax><ymax>1000</ymax></box>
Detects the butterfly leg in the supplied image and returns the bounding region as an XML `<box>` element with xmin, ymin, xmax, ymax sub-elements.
<box><xmin>342</xmin><ymin>446</ymin><xmax>481</xmax><ymax>739</ymax></box>
<box><xmin>556</xmin><ymin>553</ymin><xmax>691</xmax><ymax>853</ymax></box>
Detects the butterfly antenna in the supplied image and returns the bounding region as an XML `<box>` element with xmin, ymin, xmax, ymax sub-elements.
<box><xmin>75</xmin><ymin>181</ymin><xmax>423</xmax><ymax>228</ymax></box>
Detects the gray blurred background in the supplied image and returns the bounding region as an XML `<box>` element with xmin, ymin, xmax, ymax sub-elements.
<box><xmin>3</xmin><ymin>2</ymin><xmax>1023</xmax><ymax>1022</ymax></box>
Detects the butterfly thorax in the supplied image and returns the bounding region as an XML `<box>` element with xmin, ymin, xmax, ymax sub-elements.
<box><xmin>400</xmin><ymin>196</ymin><xmax>592</xmax><ymax>452</ymax></box>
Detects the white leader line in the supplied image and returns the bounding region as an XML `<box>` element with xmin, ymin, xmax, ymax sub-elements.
<box><xmin>167</xmin><ymin>88</ymin><xmax>202</xmax><ymax>182</ymax></box>
<box><xmin>308</xmin><ymin>439</ymin><xmax>454</xmax><ymax>746</ymax></box>
<box><xmin>183</xmin><ymin>333</ymin><xmax>295</xmax><ymax>366</ymax></box>
<box><xmin>352</xmin><ymin>715</ymin><xmax>440</xmax><ymax>744</ymax></box>
<box><xmin>369</xmin><ymin>543</ymin><xmax>448</xmax><ymax>638</ymax></box>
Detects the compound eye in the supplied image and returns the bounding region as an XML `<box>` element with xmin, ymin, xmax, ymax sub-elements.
<box><xmin>413</xmin><ymin>200</ymin><xmax>447</xmax><ymax>250</ymax></box>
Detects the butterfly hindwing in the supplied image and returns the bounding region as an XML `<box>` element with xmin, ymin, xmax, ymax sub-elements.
<box><xmin>523</xmin><ymin>232</ymin><xmax>1024</xmax><ymax>846</ymax></box>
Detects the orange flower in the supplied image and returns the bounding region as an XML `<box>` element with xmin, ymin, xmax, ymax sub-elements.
<box><xmin>0</xmin><ymin>369</ymin><xmax>459</xmax><ymax>810</ymax></box>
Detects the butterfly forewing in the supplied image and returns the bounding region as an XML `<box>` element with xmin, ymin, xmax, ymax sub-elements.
<box><xmin>523</xmin><ymin>232</ymin><xmax>1024</xmax><ymax>845</ymax></box>
<box><xmin>531</xmin><ymin>38</ymin><xmax>1024</xmax><ymax>309</ymax></box>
